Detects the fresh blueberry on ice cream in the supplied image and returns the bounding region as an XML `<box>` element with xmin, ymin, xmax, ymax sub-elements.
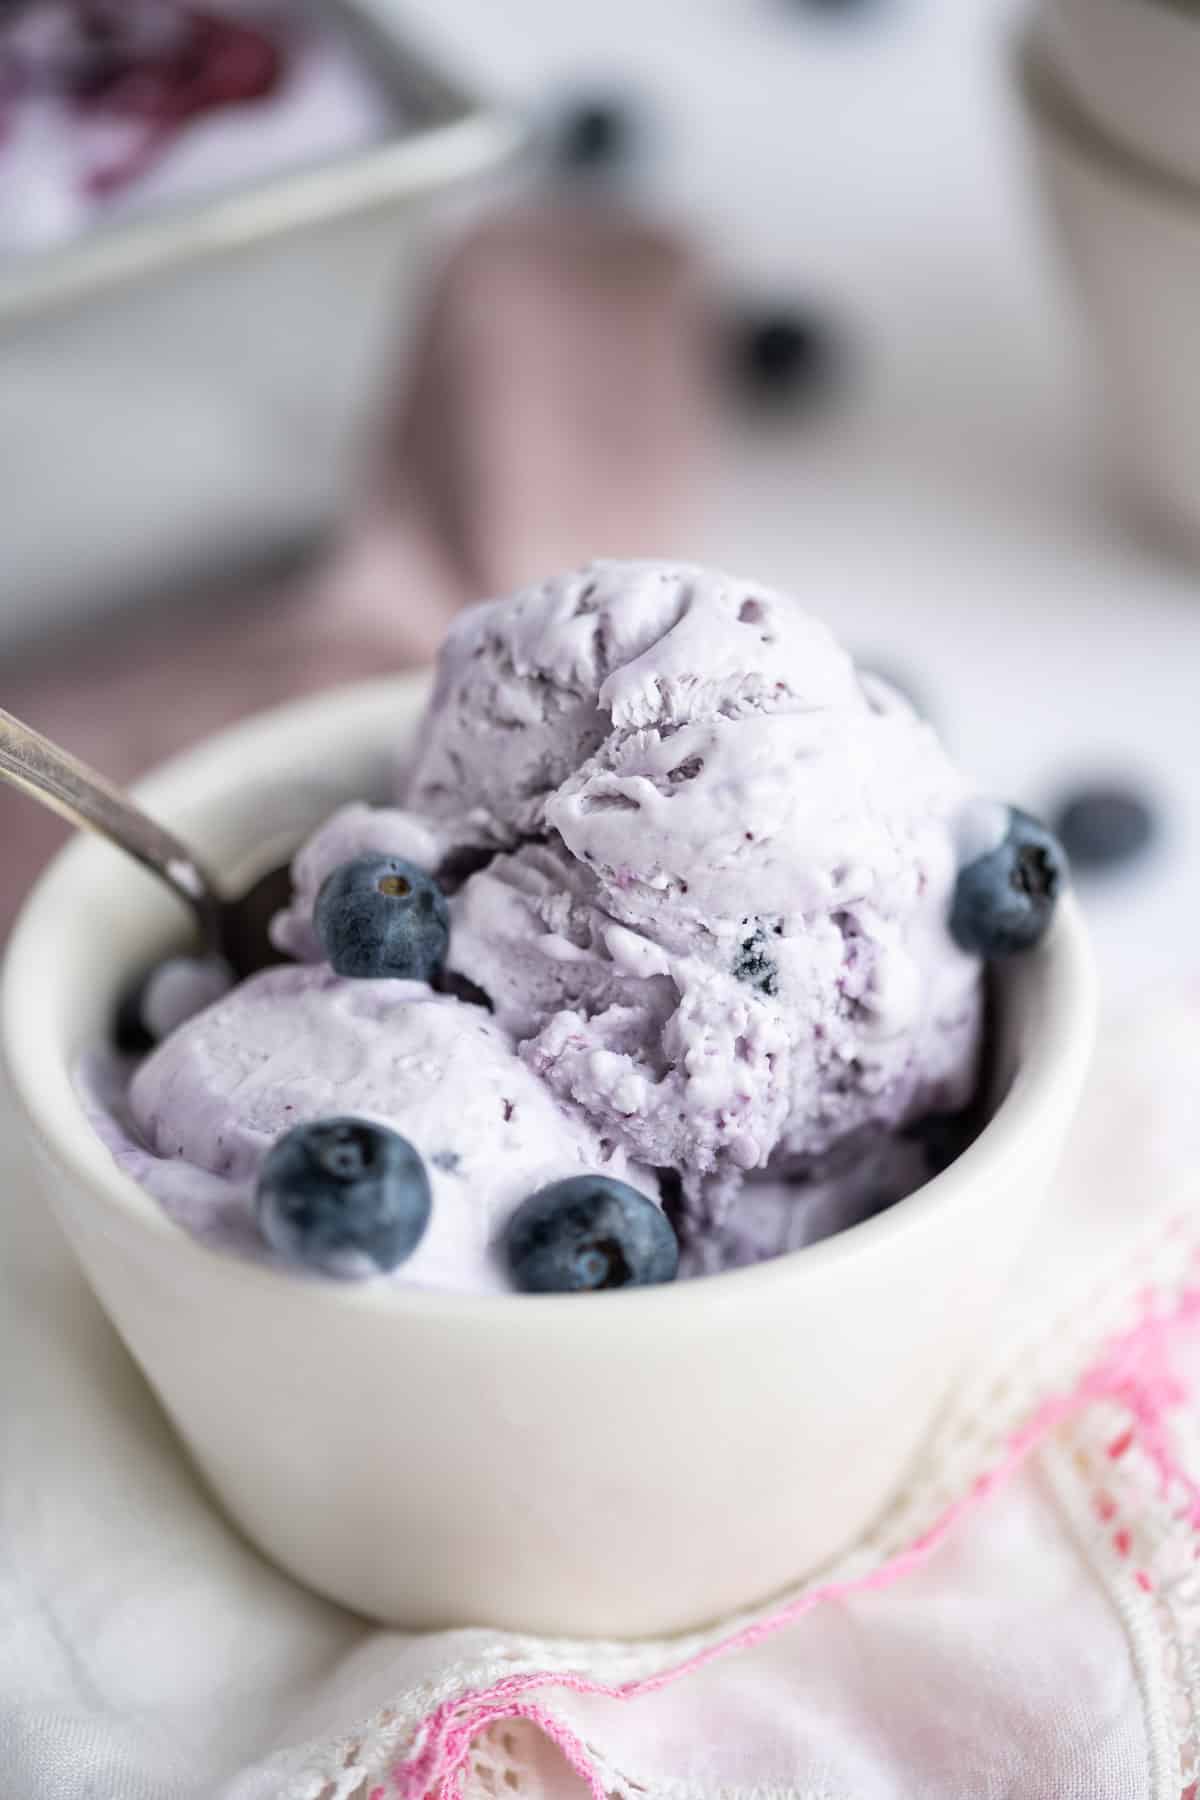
<box><xmin>315</xmin><ymin>855</ymin><xmax>450</xmax><ymax>983</ymax></box>
<box><xmin>505</xmin><ymin>1174</ymin><xmax>680</xmax><ymax>1292</ymax></box>
<box><xmin>255</xmin><ymin>1116</ymin><xmax>432</xmax><ymax>1277</ymax></box>
<box><xmin>87</xmin><ymin>559</ymin><xmax>1067</xmax><ymax>1293</ymax></box>
<box><xmin>109</xmin><ymin>964</ymin><xmax>662</xmax><ymax>1291</ymax></box>
<box><xmin>950</xmin><ymin>808</ymin><xmax>1066</xmax><ymax>958</ymax></box>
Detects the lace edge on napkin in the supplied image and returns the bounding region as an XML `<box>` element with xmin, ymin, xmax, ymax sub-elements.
<box><xmin>283</xmin><ymin>1205</ymin><xmax>1200</xmax><ymax>1800</ymax></box>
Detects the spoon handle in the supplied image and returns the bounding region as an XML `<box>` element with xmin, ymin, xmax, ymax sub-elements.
<box><xmin>0</xmin><ymin>706</ymin><xmax>225</xmax><ymax>953</ymax></box>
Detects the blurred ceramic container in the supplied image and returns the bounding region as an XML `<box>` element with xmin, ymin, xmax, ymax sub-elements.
<box><xmin>2</xmin><ymin>678</ymin><xmax>1096</xmax><ymax>1638</ymax></box>
<box><xmin>0</xmin><ymin>2</ymin><xmax>520</xmax><ymax>649</ymax></box>
<box><xmin>1020</xmin><ymin>29</ymin><xmax>1200</xmax><ymax>556</ymax></box>
<box><xmin>1040</xmin><ymin>0</ymin><xmax>1200</xmax><ymax>187</ymax></box>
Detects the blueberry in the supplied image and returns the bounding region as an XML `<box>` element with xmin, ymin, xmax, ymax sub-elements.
<box><xmin>730</xmin><ymin>307</ymin><xmax>841</xmax><ymax>407</ymax></box>
<box><xmin>315</xmin><ymin>855</ymin><xmax>449</xmax><ymax>982</ymax></box>
<box><xmin>781</xmin><ymin>0</ymin><xmax>881</xmax><ymax>16</ymax></box>
<box><xmin>256</xmin><ymin>1117</ymin><xmax>431</xmax><ymax>1277</ymax></box>
<box><xmin>505</xmin><ymin>1176</ymin><xmax>679</xmax><ymax>1293</ymax></box>
<box><xmin>950</xmin><ymin>807</ymin><xmax>1066</xmax><ymax>957</ymax></box>
<box><xmin>555</xmin><ymin>95</ymin><xmax>635</xmax><ymax>169</ymax></box>
<box><xmin>1052</xmin><ymin>785</ymin><xmax>1157</xmax><ymax>872</ymax></box>
<box><xmin>733</xmin><ymin>929</ymin><xmax>779</xmax><ymax>996</ymax></box>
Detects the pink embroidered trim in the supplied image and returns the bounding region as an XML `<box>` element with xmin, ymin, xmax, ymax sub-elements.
<box><xmin>376</xmin><ymin>1283</ymin><xmax>1200</xmax><ymax>1800</ymax></box>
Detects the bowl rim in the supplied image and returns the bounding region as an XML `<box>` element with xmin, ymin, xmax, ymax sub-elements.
<box><xmin>1</xmin><ymin>675</ymin><xmax>1097</xmax><ymax>1324</ymax></box>
<box><xmin>1019</xmin><ymin>28</ymin><xmax>1200</xmax><ymax>217</ymax></box>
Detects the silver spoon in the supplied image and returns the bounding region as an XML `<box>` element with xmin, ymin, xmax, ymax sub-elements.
<box><xmin>0</xmin><ymin>705</ymin><xmax>290</xmax><ymax>981</ymax></box>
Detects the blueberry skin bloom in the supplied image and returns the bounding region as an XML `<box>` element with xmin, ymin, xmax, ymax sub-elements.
<box><xmin>950</xmin><ymin>808</ymin><xmax>1067</xmax><ymax>957</ymax></box>
<box><xmin>256</xmin><ymin>1118</ymin><xmax>432</xmax><ymax>1277</ymax></box>
<box><xmin>315</xmin><ymin>855</ymin><xmax>449</xmax><ymax>982</ymax></box>
<box><xmin>505</xmin><ymin>1176</ymin><xmax>679</xmax><ymax>1293</ymax></box>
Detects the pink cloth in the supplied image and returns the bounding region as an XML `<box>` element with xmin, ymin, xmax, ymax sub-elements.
<box><xmin>0</xmin><ymin>202</ymin><xmax>710</xmax><ymax>931</ymax></box>
<box><xmin>355</xmin><ymin>997</ymin><xmax>1200</xmax><ymax>1800</ymax></box>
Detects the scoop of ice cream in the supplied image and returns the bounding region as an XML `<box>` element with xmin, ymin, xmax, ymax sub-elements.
<box><xmin>124</xmin><ymin>962</ymin><xmax>659</xmax><ymax>1292</ymax></box>
<box><xmin>275</xmin><ymin>560</ymin><xmax>984</xmax><ymax>1240</ymax></box>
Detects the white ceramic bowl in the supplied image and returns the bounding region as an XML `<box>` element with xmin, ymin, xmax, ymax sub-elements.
<box><xmin>1020</xmin><ymin>40</ymin><xmax>1200</xmax><ymax>559</ymax></box>
<box><xmin>1039</xmin><ymin>0</ymin><xmax>1200</xmax><ymax>189</ymax></box>
<box><xmin>1</xmin><ymin>677</ymin><xmax>1096</xmax><ymax>1639</ymax></box>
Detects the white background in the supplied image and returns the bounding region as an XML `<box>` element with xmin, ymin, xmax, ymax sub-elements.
<box><xmin>394</xmin><ymin>0</ymin><xmax>1200</xmax><ymax>1010</ymax></box>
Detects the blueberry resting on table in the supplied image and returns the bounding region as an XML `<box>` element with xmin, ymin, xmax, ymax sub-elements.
<box><xmin>315</xmin><ymin>855</ymin><xmax>449</xmax><ymax>982</ymax></box>
<box><xmin>256</xmin><ymin>1118</ymin><xmax>432</xmax><ymax>1277</ymax></box>
<box><xmin>554</xmin><ymin>95</ymin><xmax>636</xmax><ymax>170</ymax></box>
<box><xmin>505</xmin><ymin>1175</ymin><xmax>679</xmax><ymax>1293</ymax></box>
<box><xmin>950</xmin><ymin>807</ymin><xmax>1066</xmax><ymax>957</ymax></box>
<box><xmin>780</xmin><ymin>0</ymin><xmax>881</xmax><ymax>16</ymax></box>
<box><xmin>730</xmin><ymin>306</ymin><xmax>841</xmax><ymax>408</ymax></box>
<box><xmin>1052</xmin><ymin>785</ymin><xmax>1157</xmax><ymax>873</ymax></box>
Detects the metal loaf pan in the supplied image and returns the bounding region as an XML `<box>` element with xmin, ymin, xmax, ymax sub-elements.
<box><xmin>0</xmin><ymin>1</ymin><xmax>520</xmax><ymax>646</ymax></box>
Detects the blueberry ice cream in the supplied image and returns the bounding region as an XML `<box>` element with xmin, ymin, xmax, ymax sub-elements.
<box><xmin>87</xmin><ymin>560</ymin><xmax>1067</xmax><ymax>1293</ymax></box>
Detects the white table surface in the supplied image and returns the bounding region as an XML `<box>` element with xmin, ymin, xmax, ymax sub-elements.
<box><xmin>393</xmin><ymin>0</ymin><xmax>1200</xmax><ymax>1011</ymax></box>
